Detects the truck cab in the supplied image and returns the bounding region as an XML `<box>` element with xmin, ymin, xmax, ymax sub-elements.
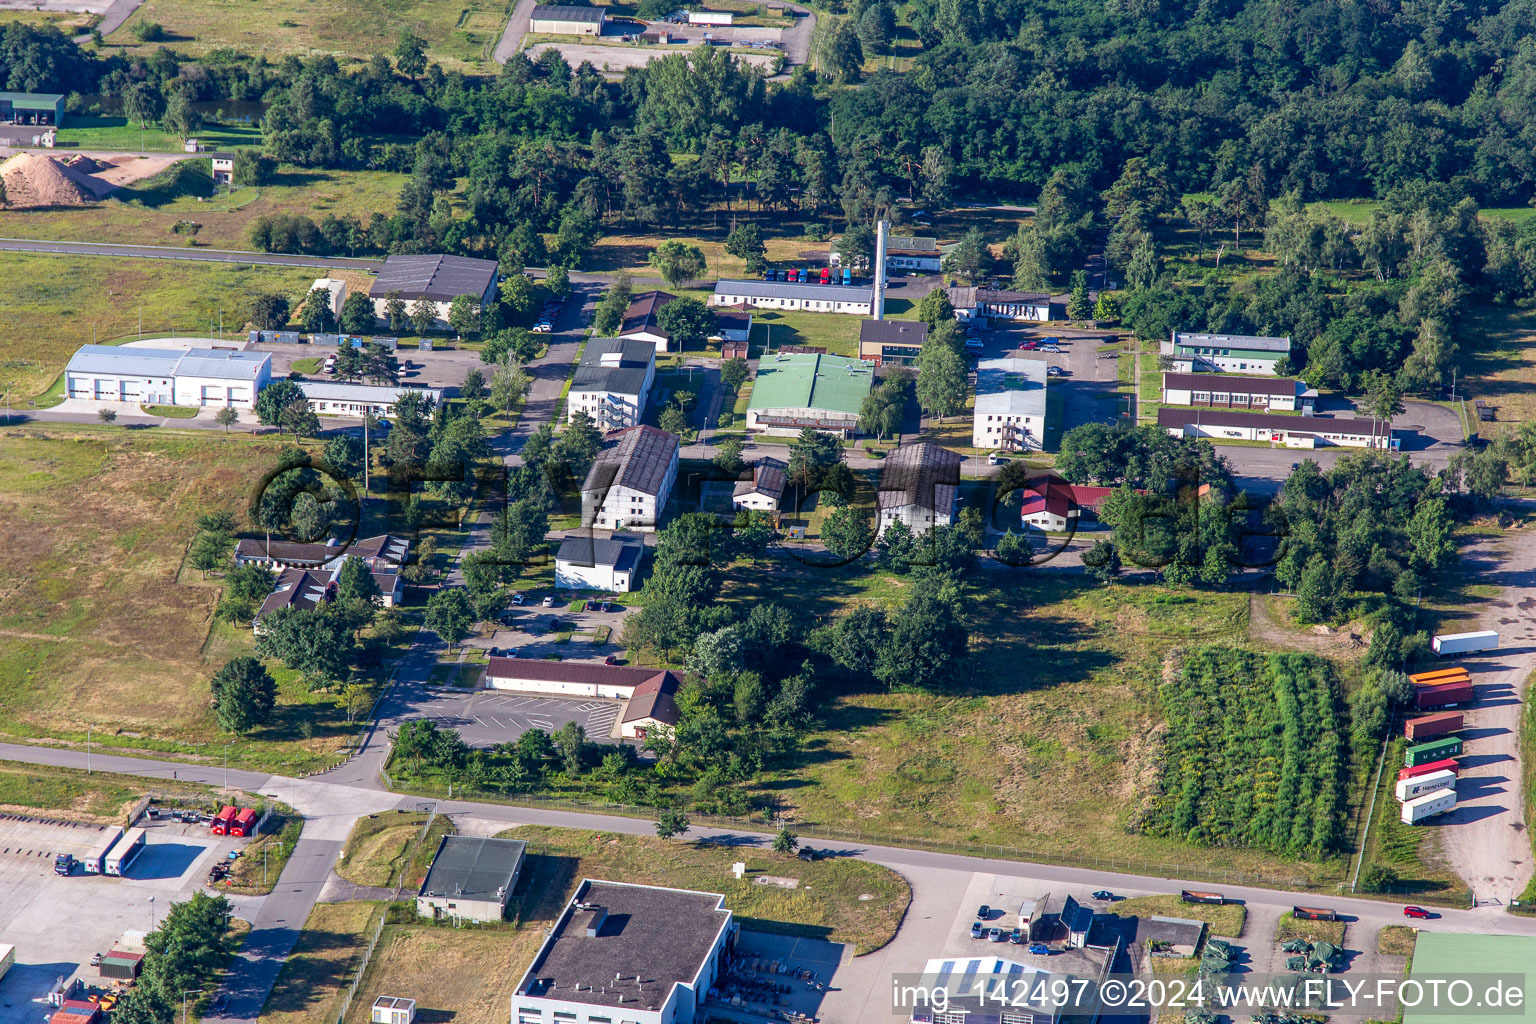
<box><xmin>54</xmin><ymin>853</ymin><xmax>75</xmax><ymax>876</ymax></box>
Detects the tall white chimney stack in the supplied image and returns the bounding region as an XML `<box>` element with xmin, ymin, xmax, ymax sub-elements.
<box><xmin>873</xmin><ymin>219</ymin><xmax>889</xmax><ymax>321</ymax></box>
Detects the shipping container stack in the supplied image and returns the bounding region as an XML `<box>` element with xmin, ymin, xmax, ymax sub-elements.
<box><xmin>1396</xmin><ymin>667</ymin><xmax>1474</xmax><ymax>824</ymax></box>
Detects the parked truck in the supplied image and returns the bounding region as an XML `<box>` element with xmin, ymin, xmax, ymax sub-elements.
<box><xmin>1181</xmin><ymin>890</ymin><xmax>1226</xmax><ymax>905</ymax></box>
<box><xmin>1404</xmin><ymin>712</ymin><xmax>1463</xmax><ymax>742</ymax></box>
<box><xmin>82</xmin><ymin>826</ymin><xmax>122</xmax><ymax>874</ymax></box>
<box><xmin>1415</xmin><ymin>681</ymin><xmax>1473</xmax><ymax>710</ymax></box>
<box><xmin>1431</xmin><ymin>630</ymin><xmax>1499</xmax><ymax>656</ymax></box>
<box><xmin>103</xmin><ymin>827</ymin><xmax>146</xmax><ymax>877</ymax></box>
<box><xmin>1410</xmin><ymin>667</ymin><xmax>1470</xmax><ymax>685</ymax></box>
<box><xmin>1292</xmin><ymin>906</ymin><xmax>1339</xmax><ymax>921</ymax></box>
<box><xmin>211</xmin><ymin>805</ymin><xmax>237</xmax><ymax>835</ymax></box>
<box><xmin>228</xmin><ymin>808</ymin><xmax>258</xmax><ymax>837</ymax></box>
<box><xmin>1405</xmin><ymin>736</ymin><xmax>1464</xmax><ymax>767</ymax></box>
<box><xmin>1401</xmin><ymin>788</ymin><xmax>1457</xmax><ymax>824</ymax></box>
<box><xmin>0</xmin><ymin>943</ymin><xmax>14</xmax><ymax>983</ymax></box>
<box><xmin>1398</xmin><ymin>757</ymin><xmax>1460</xmax><ymax>782</ymax></box>
<box><xmin>1395</xmin><ymin>769</ymin><xmax>1457</xmax><ymax>802</ymax></box>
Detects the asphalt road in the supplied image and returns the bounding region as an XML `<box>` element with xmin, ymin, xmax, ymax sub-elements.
<box><xmin>0</xmin><ymin>237</ymin><xmax>382</xmax><ymax>271</ymax></box>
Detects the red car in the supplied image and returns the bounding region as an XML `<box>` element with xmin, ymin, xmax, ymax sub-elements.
<box><xmin>1403</xmin><ymin>906</ymin><xmax>1432</xmax><ymax>919</ymax></box>
<box><xmin>1018</xmin><ymin>340</ymin><xmax>1039</xmax><ymax>350</ymax></box>
<box><xmin>604</xmin><ymin>655</ymin><xmax>619</xmax><ymax>665</ymax></box>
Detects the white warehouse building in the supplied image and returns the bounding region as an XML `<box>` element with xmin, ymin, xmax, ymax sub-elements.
<box><xmin>65</xmin><ymin>344</ymin><xmax>272</xmax><ymax>409</ymax></box>
<box><xmin>710</xmin><ymin>279</ymin><xmax>876</xmax><ymax>315</ymax></box>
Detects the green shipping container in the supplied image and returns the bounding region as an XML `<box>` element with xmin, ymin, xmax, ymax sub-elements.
<box><xmin>1405</xmin><ymin>736</ymin><xmax>1463</xmax><ymax>767</ymax></box>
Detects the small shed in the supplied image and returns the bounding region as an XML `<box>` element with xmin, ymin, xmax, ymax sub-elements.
<box><xmin>98</xmin><ymin>951</ymin><xmax>143</xmax><ymax>980</ymax></box>
<box><xmin>371</xmin><ymin>996</ymin><xmax>416</xmax><ymax>1024</ymax></box>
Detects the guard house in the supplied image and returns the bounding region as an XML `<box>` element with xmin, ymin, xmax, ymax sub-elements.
<box><xmin>0</xmin><ymin>92</ymin><xmax>63</xmax><ymax>126</ymax></box>
<box><xmin>415</xmin><ymin>835</ymin><xmax>526</xmax><ymax>923</ymax></box>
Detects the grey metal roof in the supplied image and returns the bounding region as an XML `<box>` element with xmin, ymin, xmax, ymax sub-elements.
<box><xmin>733</xmin><ymin>456</ymin><xmax>786</xmax><ymax>501</ymax></box>
<box><xmin>713</xmin><ymin>279</ymin><xmax>875</xmax><ymax>303</ymax></box>
<box><xmin>946</xmin><ymin>286</ymin><xmax>1052</xmax><ymax>308</ymax></box>
<box><xmin>858</xmin><ymin>319</ymin><xmax>928</xmax><ymax>347</ymax></box>
<box><xmin>175</xmin><ymin>348</ymin><xmax>270</xmax><ymax>380</ymax></box>
<box><xmin>66</xmin><ymin>345</ymin><xmax>183</xmax><ymax>378</ymax></box>
<box><xmin>887</xmin><ymin>234</ymin><xmax>938</xmax><ymax>252</ymax></box>
<box><xmin>65</xmin><ymin>345</ymin><xmax>269</xmax><ymax>381</ymax></box>
<box><xmin>1171</xmin><ymin>331</ymin><xmax>1291</xmax><ymax>353</ymax></box>
<box><xmin>1157</xmin><ymin>406</ymin><xmax>1390</xmax><ymax>437</ymax></box>
<box><xmin>368</xmin><ymin>254</ymin><xmax>498</xmax><ymax>302</ymax></box>
<box><xmin>877</xmin><ymin>441</ymin><xmax>963</xmax><ymax>513</ymax></box>
<box><xmin>583</xmin><ymin>425</ymin><xmax>679</xmax><ymax>498</ymax></box>
<box><xmin>974</xmin><ymin>358</ymin><xmax>1048</xmax><ymax>419</ymax></box>
<box><xmin>530</xmin><ymin>3</ymin><xmax>605</xmax><ymax>21</ymax></box>
<box><xmin>555</xmin><ymin>531</ymin><xmax>645</xmax><ymax>572</ymax></box>
<box><xmin>517</xmin><ymin>880</ymin><xmax>731</xmax><ymax>1012</ymax></box>
<box><xmin>570</xmin><ymin>338</ymin><xmax>654</xmax><ymax>396</ymax></box>
<box><xmin>418</xmin><ymin>835</ymin><xmax>526</xmax><ymax>901</ymax></box>
<box><xmin>298</xmin><ymin>381</ymin><xmax>443</xmax><ymax>405</ymax></box>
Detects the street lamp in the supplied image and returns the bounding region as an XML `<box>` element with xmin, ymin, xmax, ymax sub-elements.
<box><xmin>148</xmin><ymin>895</ymin><xmax>157</xmax><ymax>930</ymax></box>
<box><xmin>182</xmin><ymin>989</ymin><xmax>200</xmax><ymax>1024</ymax></box>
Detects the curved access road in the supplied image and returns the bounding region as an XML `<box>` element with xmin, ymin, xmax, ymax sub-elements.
<box><xmin>0</xmin><ymin>237</ymin><xmax>382</xmax><ymax>271</ymax></box>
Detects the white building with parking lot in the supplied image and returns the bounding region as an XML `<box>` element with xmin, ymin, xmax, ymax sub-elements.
<box><xmin>298</xmin><ymin>381</ymin><xmax>442</xmax><ymax>418</ymax></box>
<box><xmin>553</xmin><ymin>532</ymin><xmax>646</xmax><ymax>592</ymax></box>
<box><xmin>65</xmin><ymin>344</ymin><xmax>272</xmax><ymax>409</ymax></box>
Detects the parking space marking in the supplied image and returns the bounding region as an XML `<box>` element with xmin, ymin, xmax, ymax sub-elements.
<box><xmin>527</xmin><ymin>717</ymin><xmax>555</xmax><ymax>729</ymax></box>
<box><xmin>475</xmin><ymin>717</ymin><xmax>490</xmax><ymax>726</ymax></box>
<box><xmin>574</xmin><ymin>702</ymin><xmax>602</xmax><ymax>712</ymax></box>
<box><xmin>586</xmin><ymin>705</ymin><xmax>619</xmax><ymax>735</ymax></box>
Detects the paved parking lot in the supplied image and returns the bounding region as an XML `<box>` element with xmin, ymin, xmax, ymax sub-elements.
<box><xmin>411</xmin><ymin>689</ymin><xmax>626</xmax><ymax>745</ymax></box>
<box><xmin>0</xmin><ymin>821</ymin><xmax>227</xmax><ymax>1024</ymax></box>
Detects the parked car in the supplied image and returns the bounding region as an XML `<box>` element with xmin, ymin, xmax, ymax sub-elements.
<box><xmin>604</xmin><ymin>655</ymin><xmax>619</xmax><ymax>665</ymax></box>
<box><xmin>797</xmin><ymin>847</ymin><xmax>824</xmax><ymax>861</ymax></box>
<box><xmin>541</xmin><ymin>596</ymin><xmax>555</xmax><ymax>607</ymax></box>
<box><xmin>1028</xmin><ymin>943</ymin><xmax>1050</xmax><ymax>955</ymax></box>
<box><xmin>988</xmin><ymin>453</ymin><xmax>1006</xmax><ymax>465</ymax></box>
<box><xmin>1047</xmin><ymin>366</ymin><xmax>1063</xmax><ymax>377</ymax></box>
<box><xmin>512</xmin><ymin>593</ymin><xmax>526</xmax><ymax>605</ymax></box>
<box><xmin>547</xmin><ymin>617</ymin><xmax>561</xmax><ymax>629</ymax></box>
<box><xmin>90</xmin><ymin>953</ymin><xmax>103</xmax><ymax>967</ymax></box>
<box><xmin>977</xmin><ymin>905</ymin><xmax>991</xmax><ymax>919</ymax></box>
<box><xmin>970</xmin><ymin>921</ymin><xmax>984</xmax><ymax>939</ymax></box>
<box><xmin>1091</xmin><ymin>890</ymin><xmax>1114</xmax><ymax>901</ymax></box>
<box><xmin>488</xmin><ymin>647</ymin><xmax>500</xmax><ymax>658</ymax></box>
<box><xmin>1018</xmin><ymin>340</ymin><xmax>1039</xmax><ymax>350</ymax></box>
<box><xmin>532</xmin><ymin>321</ymin><xmax>553</xmax><ymax>333</ymax></box>
<box><xmin>1009</xmin><ymin>928</ymin><xmax>1025</xmax><ymax>944</ymax></box>
<box><xmin>988</xmin><ymin>928</ymin><xmax>1007</xmax><ymax>942</ymax></box>
<box><xmin>1403</xmin><ymin>906</ymin><xmax>1432</xmax><ymax>919</ymax></box>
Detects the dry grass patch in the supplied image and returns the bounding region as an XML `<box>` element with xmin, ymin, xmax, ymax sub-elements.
<box><xmin>1376</xmin><ymin>924</ymin><xmax>1417</xmax><ymax>956</ymax></box>
<box><xmin>343</xmin><ymin>927</ymin><xmax>530</xmax><ymax>1024</ymax></box>
<box><xmin>1274</xmin><ymin>911</ymin><xmax>1346</xmax><ymax>946</ymax></box>
<box><xmin>338</xmin><ymin>810</ymin><xmax>454</xmax><ymax>889</ymax></box>
<box><xmin>501</xmin><ymin>825</ymin><xmax>911</xmax><ymax>955</ymax></box>
<box><xmin>1101</xmin><ymin>894</ymin><xmax>1246</xmax><ymax>939</ymax></box>
<box><xmin>260</xmin><ymin>902</ymin><xmax>384</xmax><ymax>1024</ymax></box>
<box><xmin>0</xmin><ymin>428</ymin><xmax>364</xmax><ymax>772</ymax></box>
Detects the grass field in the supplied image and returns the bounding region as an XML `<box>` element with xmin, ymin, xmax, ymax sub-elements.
<box><xmin>1102</xmin><ymin>894</ymin><xmax>1247</xmax><ymax>938</ymax></box>
<box><xmin>1377</xmin><ymin>924</ymin><xmax>1417</xmax><ymax>955</ymax></box>
<box><xmin>713</xmin><ymin>566</ymin><xmax>1353</xmax><ymax>888</ymax></box>
<box><xmin>259</xmin><ymin>902</ymin><xmax>384</xmax><ymax>1024</ymax></box>
<box><xmin>1274</xmin><ymin>911</ymin><xmax>1346</xmax><ymax>946</ymax></box>
<box><xmin>750</xmin><ymin>310</ymin><xmax>866</xmax><ymax>357</ymax></box>
<box><xmin>1460</xmin><ymin>303</ymin><xmax>1536</xmax><ymax>429</ymax></box>
<box><xmin>0</xmin><ymin>428</ymin><xmax>373</xmax><ymax>773</ymax></box>
<box><xmin>0</xmin><ymin>254</ymin><xmax>319</xmax><ymax>399</ymax></box>
<box><xmin>142</xmin><ymin>403</ymin><xmax>199</xmax><ymax>418</ymax></box>
<box><xmin>502</xmin><ymin>826</ymin><xmax>910</xmax><ymax>954</ymax></box>
<box><xmin>0</xmin><ymin>761</ymin><xmax>144</xmax><ymax>821</ymax></box>
<box><xmin>343</xmin><ymin>924</ymin><xmax>525</xmax><ymax>1024</ymax></box>
<box><xmin>337</xmin><ymin>810</ymin><xmax>453</xmax><ymax>888</ymax></box>
<box><xmin>222</xmin><ymin>812</ymin><xmax>303</xmax><ymax>894</ymax></box>
<box><xmin>109</xmin><ymin>0</ymin><xmax>510</xmax><ymax>69</ymax></box>
<box><xmin>0</xmin><ymin>166</ymin><xmax>405</xmax><ymax>256</ymax></box>
<box><xmin>56</xmin><ymin>119</ymin><xmax>262</xmax><ymax>153</ymax></box>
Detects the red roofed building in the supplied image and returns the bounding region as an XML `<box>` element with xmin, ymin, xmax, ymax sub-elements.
<box><xmin>1019</xmin><ymin>476</ymin><xmax>1128</xmax><ymax>532</ymax></box>
<box><xmin>51</xmin><ymin>1001</ymin><xmax>100</xmax><ymax>1024</ymax></box>
<box><xmin>484</xmin><ymin>659</ymin><xmax>684</xmax><ymax>738</ymax></box>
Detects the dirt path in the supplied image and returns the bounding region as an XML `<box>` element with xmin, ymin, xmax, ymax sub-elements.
<box><xmin>1437</xmin><ymin>522</ymin><xmax>1536</xmax><ymax>901</ymax></box>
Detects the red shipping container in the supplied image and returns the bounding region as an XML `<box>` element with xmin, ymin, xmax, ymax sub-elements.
<box><xmin>1404</xmin><ymin>711</ymin><xmax>1463</xmax><ymax>742</ymax></box>
<box><xmin>1397</xmin><ymin>757</ymin><xmax>1460</xmax><ymax>782</ymax></box>
<box><xmin>1415</xmin><ymin>680</ymin><xmax>1473</xmax><ymax>710</ymax></box>
<box><xmin>211</xmin><ymin>805</ymin><xmax>237</xmax><ymax>835</ymax></box>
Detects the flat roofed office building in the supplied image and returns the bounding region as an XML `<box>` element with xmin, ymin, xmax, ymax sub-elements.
<box><xmin>513</xmin><ymin>880</ymin><xmax>736</xmax><ymax>1024</ymax></box>
<box><xmin>1161</xmin><ymin>331</ymin><xmax>1292</xmax><ymax>374</ymax></box>
<box><xmin>65</xmin><ymin>344</ymin><xmax>272</xmax><ymax>409</ymax></box>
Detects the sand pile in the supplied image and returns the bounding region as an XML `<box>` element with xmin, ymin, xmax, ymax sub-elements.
<box><xmin>0</xmin><ymin>152</ymin><xmax>97</xmax><ymax>207</ymax></box>
<box><xmin>64</xmin><ymin>154</ymin><xmax>106</xmax><ymax>173</ymax></box>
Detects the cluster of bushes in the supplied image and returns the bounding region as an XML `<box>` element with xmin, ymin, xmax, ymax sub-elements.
<box><xmin>1144</xmin><ymin>648</ymin><xmax>1349</xmax><ymax>859</ymax></box>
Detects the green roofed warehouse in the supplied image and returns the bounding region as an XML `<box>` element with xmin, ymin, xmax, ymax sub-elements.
<box><xmin>746</xmin><ymin>351</ymin><xmax>875</xmax><ymax>438</ymax></box>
